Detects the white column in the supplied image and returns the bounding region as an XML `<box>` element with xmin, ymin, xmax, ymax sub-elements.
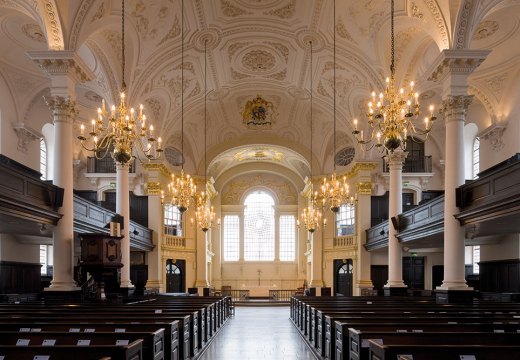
<box><xmin>309</xmin><ymin>229</ymin><xmax>324</xmax><ymax>289</ymax></box>
<box><xmin>426</xmin><ymin>50</ymin><xmax>490</xmax><ymax>293</ymax></box>
<box><xmin>385</xmin><ymin>151</ymin><xmax>407</xmax><ymax>289</ymax></box>
<box><xmin>195</xmin><ymin>228</ymin><xmax>209</xmax><ymax>291</ymax></box>
<box><xmin>116</xmin><ymin>163</ymin><xmax>133</xmax><ymax>288</ymax></box>
<box><xmin>439</xmin><ymin>95</ymin><xmax>473</xmax><ymax>289</ymax></box>
<box><xmin>45</xmin><ymin>97</ymin><xmax>79</xmax><ymax>291</ymax></box>
<box><xmin>145</xmin><ymin>194</ymin><xmax>163</xmax><ymax>292</ymax></box>
<box><xmin>355</xmin><ymin>181</ymin><xmax>374</xmax><ymax>295</ymax></box>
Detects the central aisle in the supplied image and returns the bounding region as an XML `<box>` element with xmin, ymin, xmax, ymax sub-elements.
<box><xmin>199</xmin><ymin>306</ymin><xmax>316</xmax><ymax>360</ymax></box>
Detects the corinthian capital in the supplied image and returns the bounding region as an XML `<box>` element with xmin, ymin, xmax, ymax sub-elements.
<box><xmin>27</xmin><ymin>51</ymin><xmax>94</xmax><ymax>83</ymax></box>
<box><xmin>440</xmin><ymin>95</ymin><xmax>473</xmax><ymax>119</ymax></box>
<box><xmin>385</xmin><ymin>150</ymin><xmax>408</xmax><ymax>169</ymax></box>
<box><xmin>44</xmin><ymin>96</ymin><xmax>78</xmax><ymax>122</ymax></box>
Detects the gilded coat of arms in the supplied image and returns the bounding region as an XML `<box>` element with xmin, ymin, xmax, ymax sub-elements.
<box><xmin>241</xmin><ymin>95</ymin><xmax>276</xmax><ymax>129</ymax></box>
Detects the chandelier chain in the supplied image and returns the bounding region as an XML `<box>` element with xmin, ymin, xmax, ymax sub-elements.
<box><xmin>333</xmin><ymin>0</ymin><xmax>336</xmax><ymax>172</ymax></box>
<box><xmin>181</xmin><ymin>0</ymin><xmax>184</xmax><ymax>169</ymax></box>
<box><xmin>121</xmin><ymin>0</ymin><xmax>126</xmax><ymax>90</ymax></box>
<box><xmin>390</xmin><ymin>0</ymin><xmax>395</xmax><ymax>76</ymax></box>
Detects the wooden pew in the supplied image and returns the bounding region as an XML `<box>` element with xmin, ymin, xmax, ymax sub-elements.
<box><xmin>0</xmin><ymin>339</ymin><xmax>143</xmax><ymax>360</ymax></box>
<box><xmin>0</xmin><ymin>320</ymin><xmax>181</xmax><ymax>360</ymax></box>
<box><xmin>0</xmin><ymin>330</ymin><xmax>164</xmax><ymax>360</ymax></box>
<box><xmin>368</xmin><ymin>341</ymin><xmax>520</xmax><ymax>360</ymax></box>
<box><xmin>334</xmin><ymin>321</ymin><xmax>520</xmax><ymax>360</ymax></box>
<box><xmin>349</xmin><ymin>330</ymin><xmax>520</xmax><ymax>360</ymax></box>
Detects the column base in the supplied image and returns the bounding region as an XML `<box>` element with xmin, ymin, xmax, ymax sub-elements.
<box><xmin>119</xmin><ymin>287</ymin><xmax>135</xmax><ymax>298</ymax></box>
<box><xmin>42</xmin><ymin>290</ymin><xmax>82</xmax><ymax>303</ymax></box>
<box><xmin>145</xmin><ymin>279</ymin><xmax>163</xmax><ymax>294</ymax></box>
<box><xmin>383</xmin><ymin>286</ymin><xmax>408</xmax><ymax>297</ymax></box>
<box><xmin>435</xmin><ymin>288</ymin><xmax>474</xmax><ymax>304</ymax></box>
<box><xmin>46</xmin><ymin>282</ymin><xmax>80</xmax><ymax>292</ymax></box>
<box><xmin>356</xmin><ymin>280</ymin><xmax>375</xmax><ymax>296</ymax></box>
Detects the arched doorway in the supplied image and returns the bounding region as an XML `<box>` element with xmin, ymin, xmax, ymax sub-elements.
<box><xmin>334</xmin><ymin>259</ymin><xmax>353</xmax><ymax>296</ymax></box>
<box><xmin>165</xmin><ymin>259</ymin><xmax>185</xmax><ymax>293</ymax></box>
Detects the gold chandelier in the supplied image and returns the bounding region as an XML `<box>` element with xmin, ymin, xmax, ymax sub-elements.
<box><xmin>194</xmin><ymin>40</ymin><xmax>219</xmax><ymax>232</ymax></box>
<box><xmin>352</xmin><ymin>0</ymin><xmax>436</xmax><ymax>153</ymax></box>
<box><xmin>78</xmin><ymin>0</ymin><xmax>162</xmax><ymax>165</ymax></box>
<box><xmin>298</xmin><ymin>41</ymin><xmax>324</xmax><ymax>233</ymax></box>
<box><xmin>165</xmin><ymin>0</ymin><xmax>195</xmax><ymax>213</ymax></box>
<box><xmin>321</xmin><ymin>0</ymin><xmax>355</xmax><ymax>213</ymax></box>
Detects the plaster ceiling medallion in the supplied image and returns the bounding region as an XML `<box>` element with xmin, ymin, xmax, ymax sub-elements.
<box><xmin>473</xmin><ymin>21</ymin><xmax>499</xmax><ymax>41</ymax></box>
<box><xmin>233</xmin><ymin>147</ymin><xmax>283</xmax><ymax>162</ymax></box>
<box><xmin>263</xmin><ymin>0</ymin><xmax>296</xmax><ymax>19</ymax></box>
<box><xmin>296</xmin><ymin>30</ymin><xmax>325</xmax><ymax>51</ymax></box>
<box><xmin>235</xmin><ymin>0</ymin><xmax>286</xmax><ymax>10</ymax></box>
<box><xmin>241</xmin><ymin>49</ymin><xmax>276</xmax><ymax>72</ymax></box>
<box><xmin>21</xmin><ymin>23</ymin><xmax>45</xmax><ymax>43</ymax></box>
<box><xmin>192</xmin><ymin>28</ymin><xmax>220</xmax><ymax>51</ymax></box>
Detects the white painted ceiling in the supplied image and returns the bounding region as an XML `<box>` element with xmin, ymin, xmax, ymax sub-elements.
<box><xmin>1</xmin><ymin>0</ymin><xmax>519</xmax><ymax>181</ymax></box>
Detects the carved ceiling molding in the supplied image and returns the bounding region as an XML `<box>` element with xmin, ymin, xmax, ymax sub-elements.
<box><xmin>68</xmin><ymin>0</ymin><xmax>95</xmax><ymax>50</ymax></box>
<box><xmin>427</xmin><ymin>50</ymin><xmax>491</xmax><ymax>83</ymax></box>
<box><xmin>39</xmin><ymin>0</ymin><xmax>64</xmax><ymax>50</ymax></box>
<box><xmin>454</xmin><ymin>0</ymin><xmax>478</xmax><ymax>49</ymax></box>
<box><xmin>222</xmin><ymin>174</ymin><xmax>296</xmax><ymax>205</ymax></box>
<box><xmin>221</xmin><ymin>0</ymin><xmax>252</xmax><ymax>17</ymax></box>
<box><xmin>479</xmin><ymin>122</ymin><xmax>507</xmax><ymax>152</ymax></box>
<box><xmin>192</xmin><ymin>28</ymin><xmax>221</xmax><ymax>52</ymax></box>
<box><xmin>85</xmin><ymin>39</ymin><xmax>118</xmax><ymax>102</ymax></box>
<box><xmin>467</xmin><ymin>85</ymin><xmax>497</xmax><ymax>123</ymax></box>
<box><xmin>336</xmin><ymin>18</ymin><xmax>357</xmax><ymax>44</ymax></box>
<box><xmin>0</xmin><ymin>0</ymin><xmax>38</xmax><ymax>22</ymax></box>
<box><xmin>263</xmin><ymin>0</ymin><xmax>296</xmax><ymax>19</ymax></box>
<box><xmin>410</xmin><ymin>1</ymin><xmax>425</xmax><ymax>21</ymax></box>
<box><xmin>12</xmin><ymin>122</ymin><xmax>41</xmax><ymax>153</ymax></box>
<box><xmin>422</xmin><ymin>0</ymin><xmax>449</xmax><ymax>49</ymax></box>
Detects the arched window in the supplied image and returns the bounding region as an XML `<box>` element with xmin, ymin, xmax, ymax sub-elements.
<box><xmin>164</xmin><ymin>204</ymin><xmax>182</xmax><ymax>236</ymax></box>
<box><xmin>40</xmin><ymin>138</ymin><xmax>47</xmax><ymax>180</ymax></box>
<box><xmin>244</xmin><ymin>191</ymin><xmax>275</xmax><ymax>261</ymax></box>
<box><xmin>472</xmin><ymin>137</ymin><xmax>480</xmax><ymax>179</ymax></box>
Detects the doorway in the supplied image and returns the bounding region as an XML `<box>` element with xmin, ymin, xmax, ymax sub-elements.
<box><xmin>165</xmin><ymin>259</ymin><xmax>185</xmax><ymax>293</ymax></box>
<box><xmin>334</xmin><ymin>259</ymin><xmax>353</xmax><ymax>297</ymax></box>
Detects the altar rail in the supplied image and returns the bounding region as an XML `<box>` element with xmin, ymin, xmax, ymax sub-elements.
<box><xmin>269</xmin><ymin>289</ymin><xmax>297</xmax><ymax>301</ymax></box>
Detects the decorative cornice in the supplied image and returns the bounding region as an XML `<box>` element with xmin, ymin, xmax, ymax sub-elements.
<box><xmin>142</xmin><ymin>163</ymin><xmax>171</xmax><ymax>177</ymax></box>
<box><xmin>343</xmin><ymin>162</ymin><xmax>378</xmax><ymax>179</ymax></box>
<box><xmin>479</xmin><ymin>122</ymin><xmax>507</xmax><ymax>152</ymax></box>
<box><xmin>145</xmin><ymin>182</ymin><xmax>163</xmax><ymax>195</ymax></box>
<box><xmin>27</xmin><ymin>51</ymin><xmax>94</xmax><ymax>83</ymax></box>
<box><xmin>454</xmin><ymin>0</ymin><xmax>477</xmax><ymax>50</ymax></box>
<box><xmin>356</xmin><ymin>182</ymin><xmax>372</xmax><ymax>196</ymax></box>
<box><xmin>426</xmin><ymin>50</ymin><xmax>491</xmax><ymax>83</ymax></box>
<box><xmin>11</xmin><ymin>123</ymin><xmax>41</xmax><ymax>153</ymax></box>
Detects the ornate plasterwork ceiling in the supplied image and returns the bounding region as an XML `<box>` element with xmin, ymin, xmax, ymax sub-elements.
<box><xmin>1</xmin><ymin>0</ymin><xmax>519</xmax><ymax>181</ymax></box>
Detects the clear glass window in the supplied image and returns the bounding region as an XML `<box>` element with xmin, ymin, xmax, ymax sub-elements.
<box><xmin>223</xmin><ymin>215</ymin><xmax>240</xmax><ymax>261</ymax></box>
<box><xmin>40</xmin><ymin>138</ymin><xmax>47</xmax><ymax>180</ymax></box>
<box><xmin>244</xmin><ymin>191</ymin><xmax>275</xmax><ymax>261</ymax></box>
<box><xmin>164</xmin><ymin>204</ymin><xmax>182</xmax><ymax>236</ymax></box>
<box><xmin>473</xmin><ymin>137</ymin><xmax>480</xmax><ymax>179</ymax></box>
<box><xmin>279</xmin><ymin>215</ymin><xmax>296</xmax><ymax>261</ymax></box>
<box><xmin>336</xmin><ymin>204</ymin><xmax>355</xmax><ymax>236</ymax></box>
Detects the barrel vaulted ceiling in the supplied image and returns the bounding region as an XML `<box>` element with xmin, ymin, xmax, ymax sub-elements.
<box><xmin>0</xmin><ymin>0</ymin><xmax>519</xmax><ymax>180</ymax></box>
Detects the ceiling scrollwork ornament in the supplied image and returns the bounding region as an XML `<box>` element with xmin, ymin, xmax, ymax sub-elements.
<box><xmin>193</xmin><ymin>28</ymin><xmax>221</xmax><ymax>52</ymax></box>
<box><xmin>40</xmin><ymin>0</ymin><xmax>65</xmax><ymax>50</ymax></box>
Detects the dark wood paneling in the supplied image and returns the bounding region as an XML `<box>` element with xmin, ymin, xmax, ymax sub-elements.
<box><xmin>370</xmin><ymin>265</ymin><xmax>388</xmax><ymax>295</ymax></box>
<box><xmin>0</xmin><ymin>261</ymin><xmax>41</xmax><ymax>294</ymax></box>
<box><xmin>403</xmin><ymin>256</ymin><xmax>424</xmax><ymax>290</ymax></box>
<box><xmin>479</xmin><ymin>259</ymin><xmax>520</xmax><ymax>293</ymax></box>
<box><xmin>73</xmin><ymin>195</ymin><xmax>154</xmax><ymax>252</ymax></box>
<box><xmin>103</xmin><ymin>191</ymin><xmax>148</xmax><ymax>227</ymax></box>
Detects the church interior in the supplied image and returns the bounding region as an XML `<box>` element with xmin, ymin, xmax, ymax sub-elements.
<box><xmin>1</xmin><ymin>0</ymin><xmax>520</xmax><ymax>358</ymax></box>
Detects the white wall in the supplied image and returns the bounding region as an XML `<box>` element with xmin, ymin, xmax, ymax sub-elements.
<box><xmin>0</xmin><ymin>235</ymin><xmax>40</xmax><ymax>263</ymax></box>
<box><xmin>480</xmin><ymin>235</ymin><xmax>520</xmax><ymax>262</ymax></box>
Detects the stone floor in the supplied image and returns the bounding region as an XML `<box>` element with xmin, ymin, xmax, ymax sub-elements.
<box><xmin>198</xmin><ymin>306</ymin><xmax>316</xmax><ymax>360</ymax></box>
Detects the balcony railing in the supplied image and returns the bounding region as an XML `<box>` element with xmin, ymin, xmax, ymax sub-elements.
<box><xmin>383</xmin><ymin>155</ymin><xmax>432</xmax><ymax>173</ymax></box>
<box><xmin>87</xmin><ymin>156</ymin><xmax>135</xmax><ymax>173</ymax></box>
<box><xmin>333</xmin><ymin>235</ymin><xmax>356</xmax><ymax>248</ymax></box>
<box><xmin>162</xmin><ymin>234</ymin><xmax>186</xmax><ymax>249</ymax></box>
